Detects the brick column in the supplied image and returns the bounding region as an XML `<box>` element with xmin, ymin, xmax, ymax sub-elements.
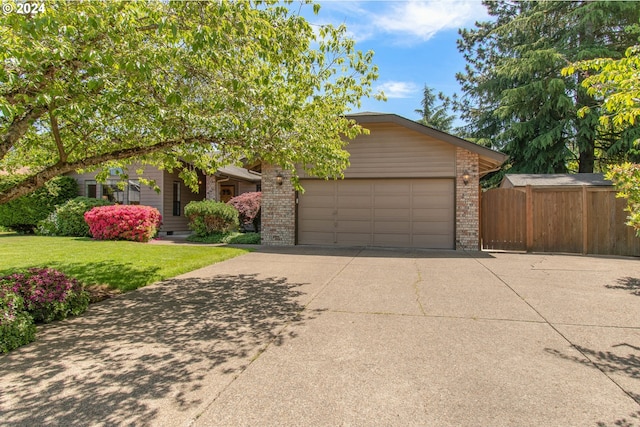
<box><xmin>261</xmin><ymin>164</ymin><xmax>296</xmax><ymax>246</ymax></box>
<box><xmin>205</xmin><ymin>175</ymin><xmax>217</xmax><ymax>200</ymax></box>
<box><xmin>456</xmin><ymin>148</ymin><xmax>480</xmax><ymax>251</ymax></box>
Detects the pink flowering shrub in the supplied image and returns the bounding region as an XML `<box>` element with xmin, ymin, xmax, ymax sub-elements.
<box><xmin>84</xmin><ymin>205</ymin><xmax>162</xmax><ymax>242</ymax></box>
<box><xmin>1</xmin><ymin>268</ymin><xmax>89</xmax><ymax>324</ymax></box>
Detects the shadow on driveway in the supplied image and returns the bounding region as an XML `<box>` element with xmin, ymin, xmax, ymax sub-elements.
<box><xmin>0</xmin><ymin>273</ymin><xmax>314</xmax><ymax>426</ymax></box>
<box><xmin>607</xmin><ymin>277</ymin><xmax>640</xmax><ymax>297</ymax></box>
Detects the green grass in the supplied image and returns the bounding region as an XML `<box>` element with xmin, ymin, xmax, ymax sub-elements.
<box><xmin>0</xmin><ymin>235</ymin><xmax>249</xmax><ymax>292</ymax></box>
<box><xmin>187</xmin><ymin>232</ymin><xmax>261</xmax><ymax>245</ymax></box>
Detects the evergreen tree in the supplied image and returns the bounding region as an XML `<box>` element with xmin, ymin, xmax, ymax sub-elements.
<box><xmin>456</xmin><ymin>1</ymin><xmax>640</xmax><ymax>173</ymax></box>
<box><xmin>415</xmin><ymin>85</ymin><xmax>456</xmax><ymax>133</ymax></box>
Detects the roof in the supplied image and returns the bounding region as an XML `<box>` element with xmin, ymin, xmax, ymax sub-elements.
<box><xmin>346</xmin><ymin>112</ymin><xmax>508</xmax><ymax>173</ymax></box>
<box><xmin>501</xmin><ymin>173</ymin><xmax>612</xmax><ymax>188</ymax></box>
<box><xmin>216</xmin><ymin>165</ymin><xmax>261</xmax><ymax>182</ymax></box>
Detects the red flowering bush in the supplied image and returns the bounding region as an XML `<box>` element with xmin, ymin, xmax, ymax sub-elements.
<box><xmin>84</xmin><ymin>205</ymin><xmax>162</xmax><ymax>242</ymax></box>
<box><xmin>227</xmin><ymin>192</ymin><xmax>261</xmax><ymax>231</ymax></box>
<box><xmin>1</xmin><ymin>268</ymin><xmax>90</xmax><ymax>323</ymax></box>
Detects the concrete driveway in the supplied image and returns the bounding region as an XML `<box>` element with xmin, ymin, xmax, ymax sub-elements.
<box><xmin>1</xmin><ymin>247</ymin><xmax>639</xmax><ymax>426</ymax></box>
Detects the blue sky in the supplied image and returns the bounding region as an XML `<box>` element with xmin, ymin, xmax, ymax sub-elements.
<box><xmin>300</xmin><ymin>1</ymin><xmax>490</xmax><ymax>124</ymax></box>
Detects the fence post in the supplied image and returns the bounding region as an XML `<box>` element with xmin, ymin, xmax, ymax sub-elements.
<box><xmin>526</xmin><ymin>185</ymin><xmax>533</xmax><ymax>252</ymax></box>
<box><xmin>582</xmin><ymin>185</ymin><xmax>588</xmax><ymax>255</ymax></box>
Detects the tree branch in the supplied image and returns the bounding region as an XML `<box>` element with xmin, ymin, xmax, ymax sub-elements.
<box><xmin>48</xmin><ymin>108</ymin><xmax>67</xmax><ymax>163</ymax></box>
<box><xmin>0</xmin><ymin>106</ymin><xmax>47</xmax><ymax>161</ymax></box>
<box><xmin>0</xmin><ymin>135</ymin><xmax>209</xmax><ymax>204</ymax></box>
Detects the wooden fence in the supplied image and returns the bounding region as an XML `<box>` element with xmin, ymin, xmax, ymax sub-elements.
<box><xmin>481</xmin><ymin>186</ymin><xmax>640</xmax><ymax>256</ymax></box>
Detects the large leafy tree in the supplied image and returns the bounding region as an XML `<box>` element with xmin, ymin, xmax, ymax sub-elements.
<box><xmin>0</xmin><ymin>0</ymin><xmax>380</xmax><ymax>204</ymax></box>
<box><xmin>456</xmin><ymin>1</ymin><xmax>640</xmax><ymax>174</ymax></box>
<box><xmin>414</xmin><ymin>85</ymin><xmax>456</xmax><ymax>133</ymax></box>
<box><xmin>566</xmin><ymin>38</ymin><xmax>640</xmax><ymax>235</ymax></box>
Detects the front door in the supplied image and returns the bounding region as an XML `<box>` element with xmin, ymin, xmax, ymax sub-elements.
<box><xmin>220</xmin><ymin>185</ymin><xmax>235</xmax><ymax>203</ymax></box>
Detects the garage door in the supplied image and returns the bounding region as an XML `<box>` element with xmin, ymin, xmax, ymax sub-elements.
<box><xmin>297</xmin><ymin>179</ymin><xmax>454</xmax><ymax>248</ymax></box>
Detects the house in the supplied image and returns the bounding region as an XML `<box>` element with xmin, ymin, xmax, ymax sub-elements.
<box><xmin>68</xmin><ymin>164</ymin><xmax>261</xmax><ymax>234</ymax></box>
<box><xmin>260</xmin><ymin>112</ymin><xmax>507</xmax><ymax>250</ymax></box>
<box><xmin>501</xmin><ymin>173</ymin><xmax>612</xmax><ymax>189</ymax></box>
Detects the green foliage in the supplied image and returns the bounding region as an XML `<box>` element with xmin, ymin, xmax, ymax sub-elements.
<box><xmin>186</xmin><ymin>231</ymin><xmax>261</xmax><ymax>244</ymax></box>
<box><xmin>185</xmin><ymin>200</ymin><xmax>239</xmax><ymax>236</ymax></box>
<box><xmin>565</xmin><ymin>44</ymin><xmax>640</xmax><ymax>132</ymax></box>
<box><xmin>0</xmin><ymin>288</ymin><xmax>36</xmax><ymax>353</ymax></box>
<box><xmin>457</xmin><ymin>1</ymin><xmax>640</xmax><ymax>173</ymax></box>
<box><xmin>0</xmin><ymin>1</ymin><xmax>381</xmax><ymax>204</ymax></box>
<box><xmin>38</xmin><ymin>196</ymin><xmax>113</xmax><ymax>237</ymax></box>
<box><xmin>415</xmin><ymin>85</ymin><xmax>456</xmax><ymax>132</ymax></box>
<box><xmin>0</xmin><ymin>176</ymin><xmax>78</xmax><ymax>233</ymax></box>
<box><xmin>606</xmin><ymin>163</ymin><xmax>640</xmax><ymax>236</ymax></box>
<box><xmin>225</xmin><ymin>232</ymin><xmax>261</xmax><ymax>245</ymax></box>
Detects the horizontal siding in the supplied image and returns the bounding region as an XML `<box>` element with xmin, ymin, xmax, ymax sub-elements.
<box><xmin>162</xmin><ymin>169</ymin><xmax>206</xmax><ymax>232</ymax></box>
<box><xmin>298</xmin><ymin>122</ymin><xmax>456</xmax><ymax>179</ymax></box>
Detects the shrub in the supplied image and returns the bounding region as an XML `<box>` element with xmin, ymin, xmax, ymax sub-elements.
<box><xmin>0</xmin><ymin>288</ymin><xmax>36</xmax><ymax>353</ymax></box>
<box><xmin>227</xmin><ymin>192</ymin><xmax>261</xmax><ymax>232</ymax></box>
<box><xmin>38</xmin><ymin>197</ymin><xmax>113</xmax><ymax>237</ymax></box>
<box><xmin>223</xmin><ymin>232</ymin><xmax>261</xmax><ymax>244</ymax></box>
<box><xmin>84</xmin><ymin>205</ymin><xmax>162</xmax><ymax>242</ymax></box>
<box><xmin>1</xmin><ymin>268</ymin><xmax>90</xmax><ymax>323</ymax></box>
<box><xmin>0</xmin><ymin>176</ymin><xmax>78</xmax><ymax>233</ymax></box>
<box><xmin>184</xmin><ymin>200</ymin><xmax>239</xmax><ymax>236</ymax></box>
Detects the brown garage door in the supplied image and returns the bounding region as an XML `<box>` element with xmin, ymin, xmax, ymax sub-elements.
<box><xmin>297</xmin><ymin>179</ymin><xmax>454</xmax><ymax>248</ymax></box>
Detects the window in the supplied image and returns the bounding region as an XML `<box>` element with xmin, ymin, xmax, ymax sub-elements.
<box><xmin>172</xmin><ymin>181</ymin><xmax>181</xmax><ymax>216</ymax></box>
<box><xmin>87</xmin><ymin>178</ymin><xmax>140</xmax><ymax>205</ymax></box>
<box><xmin>128</xmin><ymin>180</ymin><xmax>140</xmax><ymax>205</ymax></box>
<box><xmin>85</xmin><ymin>180</ymin><xmax>100</xmax><ymax>199</ymax></box>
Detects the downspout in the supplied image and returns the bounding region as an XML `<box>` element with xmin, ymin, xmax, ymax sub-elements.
<box><xmin>216</xmin><ymin>176</ymin><xmax>230</xmax><ymax>201</ymax></box>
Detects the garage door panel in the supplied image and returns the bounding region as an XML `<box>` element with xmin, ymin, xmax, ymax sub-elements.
<box><xmin>301</xmin><ymin>195</ymin><xmax>334</xmax><ymax>209</ymax></box>
<box><xmin>412</xmin><ymin>208</ymin><xmax>452</xmax><ymax>222</ymax></box>
<box><xmin>337</xmin><ymin>196</ymin><xmax>371</xmax><ymax>209</ymax></box>
<box><xmin>336</xmin><ymin>220</ymin><xmax>371</xmax><ymax>233</ymax></box>
<box><xmin>336</xmin><ymin>233</ymin><xmax>372</xmax><ymax>246</ymax></box>
<box><xmin>373</xmin><ymin>182</ymin><xmax>411</xmax><ymax>193</ymax></box>
<box><xmin>412</xmin><ymin>234</ymin><xmax>453</xmax><ymax>248</ymax></box>
<box><xmin>373</xmin><ymin>233</ymin><xmax>411</xmax><ymax>247</ymax></box>
<box><xmin>373</xmin><ymin>221</ymin><xmax>411</xmax><ymax>234</ymax></box>
<box><xmin>412</xmin><ymin>197</ymin><xmax>452</xmax><ymax>209</ymax></box>
<box><xmin>374</xmin><ymin>195</ymin><xmax>410</xmax><ymax>207</ymax></box>
<box><xmin>298</xmin><ymin>178</ymin><xmax>454</xmax><ymax>249</ymax></box>
<box><xmin>412</xmin><ymin>221</ymin><xmax>454</xmax><ymax>234</ymax></box>
<box><xmin>298</xmin><ymin>231</ymin><xmax>335</xmax><ymax>245</ymax></box>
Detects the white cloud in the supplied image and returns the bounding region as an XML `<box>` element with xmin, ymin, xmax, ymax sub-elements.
<box><xmin>314</xmin><ymin>0</ymin><xmax>489</xmax><ymax>44</ymax></box>
<box><xmin>376</xmin><ymin>81</ymin><xmax>419</xmax><ymax>98</ymax></box>
<box><xmin>372</xmin><ymin>0</ymin><xmax>488</xmax><ymax>42</ymax></box>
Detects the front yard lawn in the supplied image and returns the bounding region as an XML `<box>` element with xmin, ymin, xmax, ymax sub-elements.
<box><xmin>0</xmin><ymin>234</ymin><xmax>249</xmax><ymax>292</ymax></box>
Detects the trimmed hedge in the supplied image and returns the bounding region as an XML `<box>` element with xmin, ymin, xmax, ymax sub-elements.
<box><xmin>38</xmin><ymin>197</ymin><xmax>113</xmax><ymax>237</ymax></box>
<box><xmin>227</xmin><ymin>191</ymin><xmax>261</xmax><ymax>232</ymax></box>
<box><xmin>184</xmin><ymin>200</ymin><xmax>239</xmax><ymax>236</ymax></box>
<box><xmin>84</xmin><ymin>205</ymin><xmax>162</xmax><ymax>242</ymax></box>
<box><xmin>0</xmin><ymin>176</ymin><xmax>78</xmax><ymax>233</ymax></box>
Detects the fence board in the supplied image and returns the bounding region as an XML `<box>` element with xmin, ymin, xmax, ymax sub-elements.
<box><xmin>481</xmin><ymin>186</ymin><xmax>640</xmax><ymax>256</ymax></box>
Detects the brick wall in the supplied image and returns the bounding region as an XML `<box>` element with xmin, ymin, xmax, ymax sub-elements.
<box><xmin>456</xmin><ymin>147</ymin><xmax>480</xmax><ymax>250</ymax></box>
<box><xmin>261</xmin><ymin>164</ymin><xmax>296</xmax><ymax>246</ymax></box>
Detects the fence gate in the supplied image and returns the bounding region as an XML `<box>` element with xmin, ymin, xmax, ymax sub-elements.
<box><xmin>481</xmin><ymin>188</ymin><xmax>526</xmax><ymax>251</ymax></box>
